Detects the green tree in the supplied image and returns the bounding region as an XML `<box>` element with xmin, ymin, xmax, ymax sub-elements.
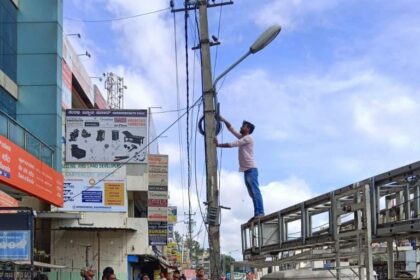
<box><xmin>221</xmin><ymin>254</ymin><xmax>235</xmax><ymax>274</ymax></box>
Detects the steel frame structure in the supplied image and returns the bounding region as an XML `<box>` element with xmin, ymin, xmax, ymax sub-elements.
<box><xmin>239</xmin><ymin>161</ymin><xmax>420</xmax><ymax>279</ymax></box>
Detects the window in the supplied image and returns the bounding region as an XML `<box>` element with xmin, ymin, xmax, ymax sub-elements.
<box><xmin>0</xmin><ymin>0</ymin><xmax>17</xmax><ymax>81</ymax></box>
<box><xmin>0</xmin><ymin>87</ymin><xmax>16</xmax><ymax>118</ymax></box>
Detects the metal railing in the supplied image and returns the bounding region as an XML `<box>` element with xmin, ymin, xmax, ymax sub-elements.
<box><xmin>0</xmin><ymin>109</ymin><xmax>54</xmax><ymax>167</ymax></box>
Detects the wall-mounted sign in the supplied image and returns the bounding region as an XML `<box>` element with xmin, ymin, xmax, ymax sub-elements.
<box><xmin>65</xmin><ymin>110</ymin><xmax>148</xmax><ymax>163</ymax></box>
<box><xmin>0</xmin><ymin>191</ymin><xmax>18</xmax><ymax>207</ymax></box>
<box><xmin>148</xmin><ymin>222</ymin><xmax>167</xmax><ymax>246</ymax></box>
<box><xmin>148</xmin><ymin>207</ymin><xmax>168</xmax><ymax>221</ymax></box>
<box><xmin>0</xmin><ymin>136</ymin><xmax>63</xmax><ymax>207</ymax></box>
<box><xmin>168</xmin><ymin>206</ymin><xmax>177</xmax><ymax>223</ymax></box>
<box><xmin>0</xmin><ymin>231</ymin><xmax>30</xmax><ymax>261</ymax></box>
<box><xmin>60</xmin><ymin>178</ymin><xmax>126</xmax><ymax>212</ymax></box>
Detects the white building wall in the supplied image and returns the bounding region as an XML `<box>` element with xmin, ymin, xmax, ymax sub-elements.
<box><xmin>51</xmin><ymin>163</ymin><xmax>152</xmax><ymax>279</ymax></box>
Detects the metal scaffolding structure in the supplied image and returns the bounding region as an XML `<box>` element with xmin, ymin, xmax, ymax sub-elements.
<box><xmin>239</xmin><ymin>161</ymin><xmax>420</xmax><ymax>279</ymax></box>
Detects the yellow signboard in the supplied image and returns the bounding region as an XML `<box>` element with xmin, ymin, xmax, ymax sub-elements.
<box><xmin>104</xmin><ymin>182</ymin><xmax>125</xmax><ymax>206</ymax></box>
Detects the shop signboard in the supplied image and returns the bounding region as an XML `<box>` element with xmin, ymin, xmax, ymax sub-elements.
<box><xmin>148</xmin><ymin>173</ymin><xmax>168</xmax><ymax>186</ymax></box>
<box><xmin>148</xmin><ymin>155</ymin><xmax>168</xmax><ymax>173</ymax></box>
<box><xmin>148</xmin><ymin>207</ymin><xmax>167</xmax><ymax>221</ymax></box>
<box><xmin>65</xmin><ymin>109</ymin><xmax>147</xmax><ymax>163</ymax></box>
<box><xmin>0</xmin><ymin>231</ymin><xmax>30</xmax><ymax>261</ymax></box>
<box><xmin>0</xmin><ymin>136</ymin><xmax>64</xmax><ymax>207</ymax></box>
<box><xmin>0</xmin><ymin>191</ymin><xmax>18</xmax><ymax>207</ymax></box>
<box><xmin>60</xmin><ymin>178</ymin><xmax>126</xmax><ymax>212</ymax></box>
<box><xmin>168</xmin><ymin>206</ymin><xmax>177</xmax><ymax>223</ymax></box>
<box><xmin>148</xmin><ymin>222</ymin><xmax>167</xmax><ymax>246</ymax></box>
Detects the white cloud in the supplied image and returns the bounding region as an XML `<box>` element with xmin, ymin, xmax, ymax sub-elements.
<box><xmin>219</xmin><ymin>170</ymin><xmax>314</xmax><ymax>255</ymax></box>
<box><xmin>351</xmin><ymin>77</ymin><xmax>420</xmax><ymax>149</ymax></box>
<box><xmin>254</xmin><ymin>0</ymin><xmax>341</xmax><ymax>30</ymax></box>
<box><xmin>106</xmin><ymin>0</ymin><xmax>182</xmax><ymax>97</ymax></box>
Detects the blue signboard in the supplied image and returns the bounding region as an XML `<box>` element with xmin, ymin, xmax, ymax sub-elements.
<box><xmin>0</xmin><ymin>231</ymin><xmax>31</xmax><ymax>261</ymax></box>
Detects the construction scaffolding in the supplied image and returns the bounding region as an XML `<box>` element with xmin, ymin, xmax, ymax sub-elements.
<box><xmin>238</xmin><ymin>161</ymin><xmax>420</xmax><ymax>279</ymax></box>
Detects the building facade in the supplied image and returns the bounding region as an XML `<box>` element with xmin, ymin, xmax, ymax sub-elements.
<box><xmin>1</xmin><ymin>1</ymin><xmax>169</xmax><ymax>279</ymax></box>
<box><xmin>0</xmin><ymin>0</ymin><xmax>65</xmax><ymax>277</ymax></box>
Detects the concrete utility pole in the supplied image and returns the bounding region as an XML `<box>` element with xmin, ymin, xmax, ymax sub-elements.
<box><xmin>197</xmin><ymin>1</ymin><xmax>221</xmax><ymax>280</ymax></box>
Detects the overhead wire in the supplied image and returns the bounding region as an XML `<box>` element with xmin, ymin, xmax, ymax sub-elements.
<box><xmin>183</xmin><ymin>0</ymin><xmax>195</xmax><ymax>251</ymax></box>
<box><xmin>212</xmin><ymin>1</ymin><xmax>224</xmax><ymax>77</ymax></box>
<box><xmin>172</xmin><ymin>3</ymin><xmax>187</xmax><ymax>221</ymax></box>
<box><xmin>64</xmin><ymin>7</ymin><xmax>170</xmax><ymax>23</ymax></box>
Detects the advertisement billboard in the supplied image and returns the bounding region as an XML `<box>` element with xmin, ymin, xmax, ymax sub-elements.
<box><xmin>60</xmin><ymin>178</ymin><xmax>127</xmax><ymax>212</ymax></box>
<box><xmin>65</xmin><ymin>109</ymin><xmax>148</xmax><ymax>163</ymax></box>
<box><xmin>148</xmin><ymin>222</ymin><xmax>167</xmax><ymax>246</ymax></box>
<box><xmin>0</xmin><ymin>231</ymin><xmax>31</xmax><ymax>261</ymax></box>
<box><xmin>0</xmin><ymin>136</ymin><xmax>64</xmax><ymax>207</ymax></box>
<box><xmin>168</xmin><ymin>206</ymin><xmax>177</xmax><ymax>223</ymax></box>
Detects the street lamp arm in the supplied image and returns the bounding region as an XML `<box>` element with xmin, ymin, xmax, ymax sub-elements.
<box><xmin>212</xmin><ymin>24</ymin><xmax>281</xmax><ymax>91</ymax></box>
<box><xmin>213</xmin><ymin>51</ymin><xmax>251</xmax><ymax>91</ymax></box>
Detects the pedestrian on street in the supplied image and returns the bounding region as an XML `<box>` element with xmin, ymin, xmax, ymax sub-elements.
<box><xmin>80</xmin><ymin>267</ymin><xmax>95</xmax><ymax>280</ymax></box>
<box><xmin>102</xmin><ymin>267</ymin><xmax>114</xmax><ymax>280</ymax></box>
<box><xmin>191</xmin><ymin>267</ymin><xmax>206</xmax><ymax>280</ymax></box>
<box><xmin>160</xmin><ymin>270</ymin><xmax>168</xmax><ymax>280</ymax></box>
<box><xmin>173</xmin><ymin>269</ymin><xmax>181</xmax><ymax>280</ymax></box>
<box><xmin>34</xmin><ymin>274</ymin><xmax>48</xmax><ymax>280</ymax></box>
<box><xmin>215</xmin><ymin>116</ymin><xmax>265</xmax><ymax>220</ymax></box>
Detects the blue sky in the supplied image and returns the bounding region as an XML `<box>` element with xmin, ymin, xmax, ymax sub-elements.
<box><xmin>64</xmin><ymin>0</ymin><xmax>420</xmax><ymax>259</ymax></box>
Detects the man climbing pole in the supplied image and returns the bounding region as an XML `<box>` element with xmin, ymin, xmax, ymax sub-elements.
<box><xmin>215</xmin><ymin>115</ymin><xmax>265</xmax><ymax>220</ymax></box>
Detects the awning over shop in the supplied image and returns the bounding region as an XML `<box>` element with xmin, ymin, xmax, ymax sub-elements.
<box><xmin>12</xmin><ymin>261</ymin><xmax>66</xmax><ymax>269</ymax></box>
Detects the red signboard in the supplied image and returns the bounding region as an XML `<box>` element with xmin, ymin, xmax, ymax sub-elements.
<box><xmin>0</xmin><ymin>136</ymin><xmax>64</xmax><ymax>206</ymax></box>
<box><xmin>0</xmin><ymin>190</ymin><xmax>18</xmax><ymax>207</ymax></box>
<box><xmin>148</xmin><ymin>198</ymin><xmax>168</xmax><ymax>207</ymax></box>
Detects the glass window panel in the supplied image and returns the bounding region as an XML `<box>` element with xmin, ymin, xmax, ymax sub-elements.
<box><xmin>41</xmin><ymin>145</ymin><xmax>53</xmax><ymax>167</ymax></box>
<box><xmin>0</xmin><ymin>0</ymin><xmax>17</xmax><ymax>81</ymax></box>
<box><xmin>0</xmin><ymin>87</ymin><xmax>16</xmax><ymax>118</ymax></box>
<box><xmin>8</xmin><ymin>121</ymin><xmax>24</xmax><ymax>148</ymax></box>
<box><xmin>0</xmin><ymin>112</ymin><xmax>7</xmax><ymax>137</ymax></box>
<box><xmin>26</xmin><ymin>132</ymin><xmax>40</xmax><ymax>159</ymax></box>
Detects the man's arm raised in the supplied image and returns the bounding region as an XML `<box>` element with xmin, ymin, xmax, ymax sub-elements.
<box><xmin>218</xmin><ymin>115</ymin><xmax>241</xmax><ymax>139</ymax></box>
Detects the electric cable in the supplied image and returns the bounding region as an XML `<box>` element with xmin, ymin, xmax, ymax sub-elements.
<box><xmin>64</xmin><ymin>7</ymin><xmax>170</xmax><ymax>23</ymax></box>
<box><xmin>183</xmin><ymin>0</ymin><xmax>194</xmax><ymax>251</ymax></box>
<box><xmin>212</xmin><ymin>1</ymin><xmax>224</xmax><ymax>77</ymax></box>
<box><xmin>172</xmin><ymin>4</ymin><xmax>187</xmax><ymax>218</ymax></box>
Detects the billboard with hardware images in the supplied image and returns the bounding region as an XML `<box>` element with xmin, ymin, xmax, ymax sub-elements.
<box><xmin>65</xmin><ymin>109</ymin><xmax>148</xmax><ymax>163</ymax></box>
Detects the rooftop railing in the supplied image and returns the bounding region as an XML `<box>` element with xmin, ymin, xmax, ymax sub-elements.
<box><xmin>0</xmin><ymin>109</ymin><xmax>54</xmax><ymax>167</ymax></box>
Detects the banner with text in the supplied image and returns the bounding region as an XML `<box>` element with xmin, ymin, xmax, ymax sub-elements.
<box><xmin>0</xmin><ymin>231</ymin><xmax>31</xmax><ymax>261</ymax></box>
<box><xmin>60</xmin><ymin>177</ymin><xmax>126</xmax><ymax>212</ymax></box>
<box><xmin>148</xmin><ymin>155</ymin><xmax>168</xmax><ymax>245</ymax></box>
<box><xmin>65</xmin><ymin>109</ymin><xmax>147</xmax><ymax>163</ymax></box>
<box><xmin>0</xmin><ymin>136</ymin><xmax>63</xmax><ymax>206</ymax></box>
<box><xmin>148</xmin><ymin>221</ymin><xmax>168</xmax><ymax>246</ymax></box>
